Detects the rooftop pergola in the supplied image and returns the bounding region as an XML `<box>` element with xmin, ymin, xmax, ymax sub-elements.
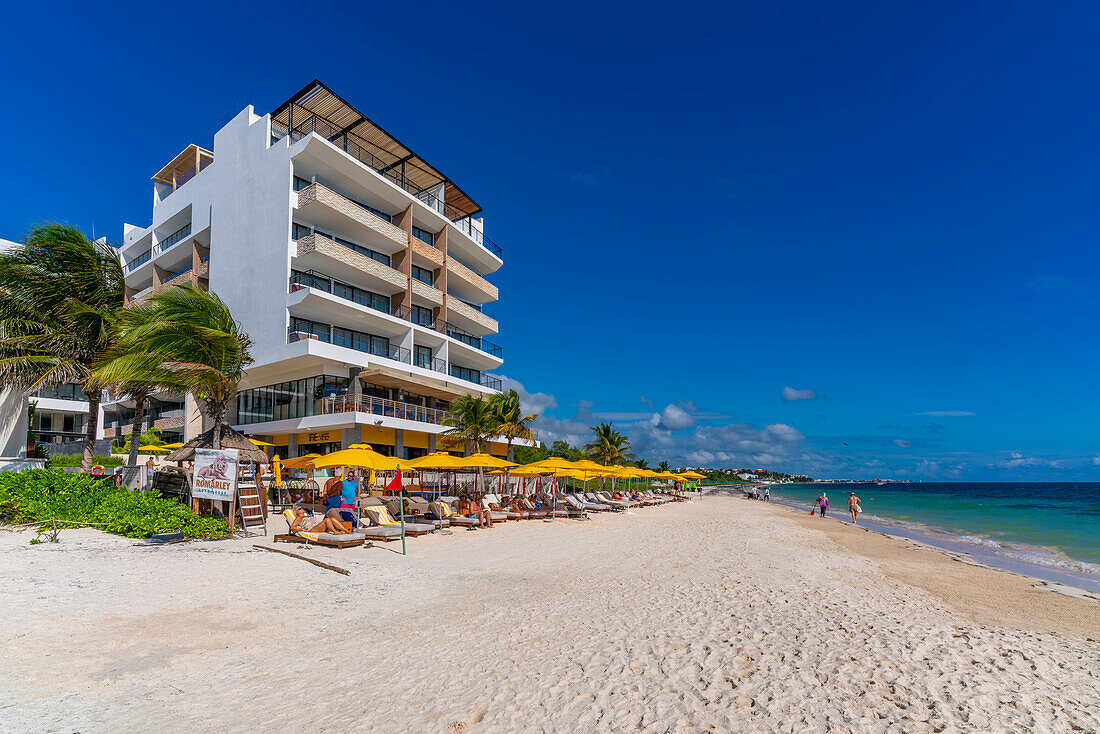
<box><xmin>153</xmin><ymin>144</ymin><xmax>214</xmax><ymax>188</ymax></box>
<box><xmin>270</xmin><ymin>80</ymin><xmax>482</xmax><ymax>220</ymax></box>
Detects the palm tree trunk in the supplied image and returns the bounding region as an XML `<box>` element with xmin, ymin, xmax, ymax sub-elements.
<box><xmin>81</xmin><ymin>387</ymin><xmax>100</xmax><ymax>473</ymax></box>
<box><xmin>127</xmin><ymin>392</ymin><xmax>147</xmax><ymax>466</ymax></box>
<box><xmin>507</xmin><ymin>438</ymin><xmax>514</xmax><ymax>462</ymax></box>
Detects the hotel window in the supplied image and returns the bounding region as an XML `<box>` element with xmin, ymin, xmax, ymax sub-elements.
<box><xmin>39</xmin><ymin>414</ymin><xmax>52</xmax><ymax>432</ymax></box>
<box><xmin>412</xmin><ymin>226</ymin><xmax>434</xmax><ymax>246</ymax></box>
<box><xmin>415</xmin><ymin>345</ymin><xmax>433</xmax><ymax>369</ymax></box>
<box><xmin>449</xmin><ymin>365</ymin><xmax>481</xmax><ymax>384</ymax></box>
<box><xmin>62</xmin><ymin>415</ymin><xmax>75</xmax><ymax>433</ymax></box>
<box><xmin>291</xmin><ymin>223</ymin><xmax>392</xmax><ymax>268</ymax></box>
<box><xmin>236</xmin><ymin>375</ymin><xmax>349</xmax><ymax>424</ymax></box>
<box><xmin>411</xmin><ymin>305</ymin><xmax>434</xmax><ymax>327</ymax></box>
<box><xmin>411</xmin><ymin>265</ymin><xmax>434</xmax><ymax>286</ymax></box>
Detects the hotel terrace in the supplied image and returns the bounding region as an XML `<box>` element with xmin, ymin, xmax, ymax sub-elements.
<box><xmin>113</xmin><ymin>81</ymin><xmax>516</xmax><ymax>460</ymax></box>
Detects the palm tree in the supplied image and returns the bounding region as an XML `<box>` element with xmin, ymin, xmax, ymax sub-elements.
<box><xmin>656</xmin><ymin>460</ymin><xmax>671</xmax><ymax>472</ymax></box>
<box><xmin>443</xmin><ymin>394</ymin><xmax>498</xmax><ymax>493</ymax></box>
<box><xmin>0</xmin><ymin>224</ymin><xmax>124</xmax><ymax>471</ymax></box>
<box><xmin>96</xmin><ymin>285</ymin><xmax>252</xmax><ymax>449</ymax></box>
<box><xmin>94</xmin><ymin>305</ymin><xmax>174</xmax><ymax>465</ymax></box>
<box><xmin>584</xmin><ymin>421</ymin><xmax>635</xmax><ymax>465</ymax></box>
<box><xmin>635</xmin><ymin>458</ymin><xmax>650</xmax><ymax>470</ymax></box>
<box><xmin>488</xmin><ymin>389</ymin><xmax>536</xmax><ymax>461</ymax></box>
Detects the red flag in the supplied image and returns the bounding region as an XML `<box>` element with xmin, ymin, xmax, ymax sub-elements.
<box><xmin>386</xmin><ymin>469</ymin><xmax>403</xmax><ymax>494</ymax></box>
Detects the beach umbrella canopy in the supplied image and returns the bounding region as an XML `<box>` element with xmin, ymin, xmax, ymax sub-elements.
<box><xmin>406</xmin><ymin>451</ymin><xmax>477</xmax><ymax>469</ymax></box>
<box><xmin>464</xmin><ymin>453</ymin><xmax>518</xmax><ymax>468</ymax></box>
<box><xmin>681</xmin><ymin>470</ymin><xmax>706</xmax><ymax>479</ymax></box>
<box><xmin>655</xmin><ymin>471</ymin><xmax>679</xmax><ymax>480</ymax></box>
<box><xmin>281</xmin><ymin>453</ymin><xmax>321</xmax><ymax>469</ymax></box>
<box><xmin>139</xmin><ymin>445</ymin><xmax>170</xmax><ymax>453</ymax></box>
<box><xmin>312</xmin><ymin>447</ymin><xmax>401</xmax><ymax>471</ymax></box>
<box><xmin>489</xmin><ymin>465</ymin><xmax>552</xmax><ymax>476</ymax></box>
<box><xmin>161</xmin><ymin>442</ymin><xmax>185</xmax><ymax>449</ymax></box>
<box><xmin>523</xmin><ymin>457</ymin><xmax>578</xmax><ymax>470</ymax></box>
<box><xmin>249</xmin><ymin>438</ymin><xmax>275</xmax><ymax>447</ymax></box>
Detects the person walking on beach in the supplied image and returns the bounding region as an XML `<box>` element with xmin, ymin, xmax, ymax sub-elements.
<box><xmin>848</xmin><ymin>492</ymin><xmax>861</xmax><ymax>524</ymax></box>
<box><xmin>818</xmin><ymin>493</ymin><xmax>829</xmax><ymax>517</ymax></box>
<box><xmin>763</xmin><ymin>487</ymin><xmax>770</xmax><ymax>502</ymax></box>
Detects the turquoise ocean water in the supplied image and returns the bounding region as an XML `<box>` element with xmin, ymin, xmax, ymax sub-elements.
<box><xmin>765</xmin><ymin>482</ymin><xmax>1100</xmax><ymax>592</ymax></box>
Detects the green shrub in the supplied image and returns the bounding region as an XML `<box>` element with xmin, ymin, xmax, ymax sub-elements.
<box><xmin>0</xmin><ymin>469</ymin><xmax>231</xmax><ymax>540</ymax></box>
<box><xmin>45</xmin><ymin>453</ymin><xmax>124</xmax><ymax>468</ymax></box>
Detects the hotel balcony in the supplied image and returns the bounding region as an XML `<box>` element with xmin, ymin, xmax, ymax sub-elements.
<box><xmin>320</xmin><ymin>393</ymin><xmax>452</xmax><ymax>425</ymax></box>
<box><xmin>447</xmin><ymin>256</ymin><xmax>498</xmax><ymax>303</ymax></box>
<box><xmin>446</xmin><ymin>295</ymin><xmax>498</xmax><ymax>336</ymax></box>
<box><xmin>296</xmin><ymin>181</ymin><xmax>408</xmax><ymax>257</ymax></box>
<box><xmin>411</xmin><ymin>278</ymin><xmax>443</xmax><ymax>307</ymax></box>
<box><xmin>294</xmin><ymin>232</ymin><xmax>408</xmax><ymax>292</ymax></box>
<box><xmin>153</xmin><ymin>144</ymin><xmax>213</xmax><ymax>204</ymax></box>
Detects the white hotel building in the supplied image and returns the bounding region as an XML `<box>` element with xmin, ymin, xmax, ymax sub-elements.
<box><xmin>115</xmin><ymin>81</ymin><xmax>509</xmax><ymax>460</ymax></box>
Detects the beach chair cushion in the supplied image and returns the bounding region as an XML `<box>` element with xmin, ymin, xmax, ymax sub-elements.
<box><xmin>364</xmin><ymin>506</ymin><xmax>399</xmax><ymax>526</ymax></box>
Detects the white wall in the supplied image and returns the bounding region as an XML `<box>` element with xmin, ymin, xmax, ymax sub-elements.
<box><xmin>0</xmin><ymin>387</ymin><xmax>28</xmax><ymax>457</ymax></box>
<box><xmin>206</xmin><ymin>107</ymin><xmax>295</xmax><ymax>366</ymax></box>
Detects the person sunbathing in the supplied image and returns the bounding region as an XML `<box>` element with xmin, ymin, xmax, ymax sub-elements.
<box><xmin>458</xmin><ymin>493</ymin><xmax>492</xmax><ymax>528</ymax></box>
<box><xmin>289</xmin><ymin>506</ymin><xmax>349</xmax><ymax>535</ymax></box>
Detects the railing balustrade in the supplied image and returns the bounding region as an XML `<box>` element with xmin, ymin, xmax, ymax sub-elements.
<box><xmin>321</xmin><ymin>394</ymin><xmax>452</xmax><ymax>425</ymax></box>
<box><xmin>124</xmin><ymin>251</ymin><xmax>152</xmax><ymax>273</ymax></box>
<box><xmin>155</xmin><ymin>223</ymin><xmax>191</xmax><ymax>255</ymax></box>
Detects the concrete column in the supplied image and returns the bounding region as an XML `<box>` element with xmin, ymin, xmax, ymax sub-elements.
<box><xmin>287</xmin><ymin>433</ymin><xmax>298</xmax><ymax>459</ymax></box>
<box><xmin>184</xmin><ymin>393</ymin><xmax>203</xmax><ymax>441</ymax></box>
<box><xmin>391</xmin><ymin>204</ymin><xmax>414</xmax><ymax>311</ymax></box>
<box><xmin>341</xmin><ymin>426</ymin><xmax>357</xmax><ymax>450</ymax></box>
<box><xmin>428</xmin><ymin>433</ymin><xmax>436</xmax><ymax>453</ymax></box>
<box><xmin>436</xmin><ymin>226</ymin><xmax>449</xmax><ymax>323</ymax></box>
<box><xmin>394</xmin><ymin>429</ymin><xmax>405</xmax><ymax>461</ymax></box>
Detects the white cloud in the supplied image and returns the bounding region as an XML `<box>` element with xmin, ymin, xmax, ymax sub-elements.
<box><xmin>892</xmin><ymin>439</ymin><xmax>911</xmax><ymax>448</ymax></box>
<box><xmin>917</xmin><ymin>411</ymin><xmax>975</xmax><ymax>417</ymax></box>
<box><xmin>657</xmin><ymin>403</ymin><xmax>696</xmax><ymax>430</ymax></box>
<box><xmin>782</xmin><ymin>386</ymin><xmax>817</xmax><ymax>401</ymax></box>
<box><xmin>497</xmin><ymin>375</ymin><xmax>557</xmax><ymax>415</ymax></box>
<box><xmin>1092</xmin><ymin>454</ymin><xmax>1100</xmax><ymax>466</ymax></box>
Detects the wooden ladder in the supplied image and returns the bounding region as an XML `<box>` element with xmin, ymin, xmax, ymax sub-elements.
<box><xmin>235</xmin><ymin>456</ymin><xmax>267</xmax><ymax>536</ymax></box>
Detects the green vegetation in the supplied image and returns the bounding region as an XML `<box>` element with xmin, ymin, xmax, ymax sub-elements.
<box><xmin>585</xmin><ymin>422</ymin><xmax>635</xmax><ymax>465</ymax></box>
<box><xmin>703</xmin><ymin>468</ymin><xmax>813</xmax><ymax>483</ymax></box>
<box><xmin>112</xmin><ymin>426</ymin><xmax>166</xmax><ymax>455</ymax></box>
<box><xmin>0</xmin><ymin>224</ymin><xmax>126</xmax><ymax>472</ymax></box>
<box><xmin>47</xmin><ymin>453</ymin><xmax>123</xmax><ymax>468</ymax></box>
<box><xmin>0</xmin><ymin>469</ymin><xmax>230</xmax><ymax>539</ymax></box>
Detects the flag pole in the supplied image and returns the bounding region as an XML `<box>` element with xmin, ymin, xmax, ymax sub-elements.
<box><xmin>397</xmin><ymin>464</ymin><xmax>406</xmax><ymax>556</ymax></box>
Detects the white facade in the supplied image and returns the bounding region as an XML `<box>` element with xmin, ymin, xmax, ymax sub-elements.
<box><xmin>119</xmin><ymin>82</ymin><xmax>508</xmax><ymax>458</ymax></box>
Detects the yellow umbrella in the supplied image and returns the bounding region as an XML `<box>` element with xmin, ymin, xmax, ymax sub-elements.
<box><xmin>406</xmin><ymin>451</ymin><xmax>477</xmax><ymax>469</ymax></box>
<box><xmin>161</xmin><ymin>442</ymin><xmax>185</xmax><ymax>449</ymax></box>
<box><xmin>281</xmin><ymin>453</ymin><xmax>321</xmax><ymax>469</ymax></box>
<box><xmin>273</xmin><ymin>455</ymin><xmax>283</xmax><ymax>487</ymax></box>
<box><xmin>681</xmin><ymin>470</ymin><xmax>706</xmax><ymax>479</ymax></box>
<box><xmin>312</xmin><ymin>447</ymin><xmax>401</xmax><ymax>471</ymax></box>
<box><xmin>249</xmin><ymin>438</ymin><xmax>275</xmax><ymax>447</ymax></box>
<box><xmin>138</xmin><ymin>445</ymin><xmax>170</xmax><ymax>453</ymax></box>
<box><xmin>464</xmin><ymin>453</ymin><xmax>518</xmax><ymax>468</ymax></box>
<box><xmin>489</xmin><ymin>465</ymin><xmax>552</xmax><ymax>476</ymax></box>
<box><xmin>523</xmin><ymin>457</ymin><xmax>578</xmax><ymax>470</ymax></box>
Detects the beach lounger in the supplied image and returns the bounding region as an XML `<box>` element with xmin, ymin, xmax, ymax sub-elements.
<box><xmin>596</xmin><ymin>492</ymin><xmax>636</xmax><ymax>508</ymax></box>
<box><xmin>537</xmin><ymin>493</ymin><xmax>586</xmax><ymax>518</ymax></box>
<box><xmin>563</xmin><ymin>493</ymin><xmax>610</xmax><ymax>512</ymax></box>
<box><xmin>517</xmin><ymin>497</ymin><xmax>549</xmax><ymax>518</ymax></box>
<box><xmin>430</xmin><ymin>500</ymin><xmax>481</xmax><ymax>528</ymax></box>
<box><xmin>274</xmin><ymin>509</ymin><xmax>367</xmax><ymax>548</ymax></box>
<box><xmin>484</xmin><ymin>493</ymin><xmax>525</xmax><ymax>520</ymax></box>
<box><xmin>585</xmin><ymin>492</ymin><xmax>626</xmax><ymax>510</ymax></box>
<box><xmin>361</xmin><ymin>505</ymin><xmax>437</xmax><ymax>538</ymax></box>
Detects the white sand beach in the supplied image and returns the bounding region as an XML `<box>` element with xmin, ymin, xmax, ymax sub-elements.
<box><xmin>2</xmin><ymin>493</ymin><xmax>1099</xmax><ymax>733</ymax></box>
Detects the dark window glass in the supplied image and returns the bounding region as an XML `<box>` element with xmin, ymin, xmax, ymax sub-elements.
<box><xmin>411</xmin><ymin>265</ymin><xmax>434</xmax><ymax>286</ymax></box>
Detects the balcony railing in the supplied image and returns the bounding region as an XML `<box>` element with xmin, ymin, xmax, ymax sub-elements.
<box><xmin>276</xmin><ymin>116</ymin><xmax>503</xmax><ymax>259</ymax></box>
<box><xmin>446</xmin><ymin>323</ymin><xmax>504</xmax><ymax>358</ymax></box>
<box><xmin>164</xmin><ymin>265</ymin><xmax>193</xmax><ymax>284</ymax></box>
<box><xmin>124</xmin><ymin>251</ymin><xmax>152</xmax><ymax>273</ymax></box>
<box><xmin>321</xmin><ymin>393</ymin><xmax>451</xmax><ymax>425</ymax></box>
<box><xmin>391</xmin><ymin>305</ymin><xmax>444</xmax><ymax>332</ymax></box>
<box><xmin>481</xmin><ymin>374</ymin><xmax>503</xmax><ymax>390</ymax></box>
<box><xmin>288</xmin><ymin>324</ymin><xmax>411</xmax><ymax>365</ymax></box>
<box><xmin>290</xmin><ymin>270</ymin><xmax>391</xmax><ymax>315</ymax></box>
<box><xmin>414</xmin><ymin>354</ymin><xmax>448</xmax><ymax>373</ymax></box>
<box><xmin>155</xmin><ymin>224</ymin><xmax>191</xmax><ymax>255</ymax></box>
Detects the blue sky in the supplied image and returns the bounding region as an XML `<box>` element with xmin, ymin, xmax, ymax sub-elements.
<box><xmin>3</xmin><ymin>1</ymin><xmax>1100</xmax><ymax>479</ymax></box>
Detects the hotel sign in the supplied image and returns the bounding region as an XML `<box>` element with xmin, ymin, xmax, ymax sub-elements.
<box><xmin>299</xmin><ymin>430</ymin><xmax>337</xmax><ymax>444</ymax></box>
<box><xmin>192</xmin><ymin>448</ymin><xmax>238</xmax><ymax>501</ymax></box>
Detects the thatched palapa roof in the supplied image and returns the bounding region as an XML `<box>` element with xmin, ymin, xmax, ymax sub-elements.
<box><xmin>164</xmin><ymin>425</ymin><xmax>269</xmax><ymax>465</ymax></box>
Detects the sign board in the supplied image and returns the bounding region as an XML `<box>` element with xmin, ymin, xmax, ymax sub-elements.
<box><xmin>192</xmin><ymin>448</ymin><xmax>239</xmax><ymax>501</ymax></box>
<box><xmin>298</xmin><ymin>430</ymin><xmax>338</xmax><ymax>444</ymax></box>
